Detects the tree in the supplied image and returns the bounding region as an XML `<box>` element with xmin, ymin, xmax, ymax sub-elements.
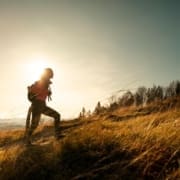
<box><xmin>155</xmin><ymin>86</ymin><xmax>163</xmax><ymax>100</ymax></box>
<box><xmin>165</xmin><ymin>81</ymin><xmax>177</xmax><ymax>98</ymax></box>
<box><xmin>134</xmin><ymin>87</ymin><xmax>147</xmax><ymax>106</ymax></box>
<box><xmin>119</xmin><ymin>91</ymin><xmax>134</xmax><ymax>107</ymax></box>
<box><xmin>108</xmin><ymin>95</ymin><xmax>117</xmax><ymax>105</ymax></box>
<box><xmin>175</xmin><ymin>81</ymin><xmax>180</xmax><ymax>96</ymax></box>
<box><xmin>82</xmin><ymin>107</ymin><xmax>86</xmax><ymax>118</ymax></box>
<box><xmin>94</xmin><ymin>101</ymin><xmax>102</xmax><ymax>114</ymax></box>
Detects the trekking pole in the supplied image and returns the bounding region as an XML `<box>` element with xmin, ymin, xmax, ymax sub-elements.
<box><xmin>26</xmin><ymin>105</ymin><xmax>32</xmax><ymax>131</ymax></box>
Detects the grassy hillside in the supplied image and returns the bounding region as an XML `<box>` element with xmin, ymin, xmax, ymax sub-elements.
<box><xmin>0</xmin><ymin>98</ymin><xmax>179</xmax><ymax>180</ymax></box>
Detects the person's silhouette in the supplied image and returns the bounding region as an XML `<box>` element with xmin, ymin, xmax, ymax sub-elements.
<box><xmin>25</xmin><ymin>68</ymin><xmax>61</xmax><ymax>145</ymax></box>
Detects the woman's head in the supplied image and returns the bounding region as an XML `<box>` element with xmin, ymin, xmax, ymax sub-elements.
<box><xmin>41</xmin><ymin>68</ymin><xmax>54</xmax><ymax>80</ymax></box>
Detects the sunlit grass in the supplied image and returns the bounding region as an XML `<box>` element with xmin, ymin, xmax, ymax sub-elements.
<box><xmin>0</xmin><ymin>100</ymin><xmax>179</xmax><ymax>179</ymax></box>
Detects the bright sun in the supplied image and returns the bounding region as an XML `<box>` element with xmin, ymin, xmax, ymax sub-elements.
<box><xmin>25</xmin><ymin>59</ymin><xmax>49</xmax><ymax>82</ymax></box>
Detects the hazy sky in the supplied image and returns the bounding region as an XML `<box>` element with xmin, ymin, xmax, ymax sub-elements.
<box><xmin>0</xmin><ymin>0</ymin><xmax>179</xmax><ymax>119</ymax></box>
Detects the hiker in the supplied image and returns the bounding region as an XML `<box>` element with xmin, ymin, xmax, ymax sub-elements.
<box><xmin>25</xmin><ymin>68</ymin><xmax>61</xmax><ymax>145</ymax></box>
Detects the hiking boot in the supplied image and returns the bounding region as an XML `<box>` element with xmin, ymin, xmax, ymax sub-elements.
<box><xmin>55</xmin><ymin>132</ymin><xmax>65</xmax><ymax>140</ymax></box>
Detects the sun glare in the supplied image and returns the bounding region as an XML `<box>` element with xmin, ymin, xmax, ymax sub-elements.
<box><xmin>25</xmin><ymin>58</ymin><xmax>49</xmax><ymax>82</ymax></box>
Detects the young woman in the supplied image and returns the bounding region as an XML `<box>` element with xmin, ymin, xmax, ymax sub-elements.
<box><xmin>25</xmin><ymin>68</ymin><xmax>61</xmax><ymax>145</ymax></box>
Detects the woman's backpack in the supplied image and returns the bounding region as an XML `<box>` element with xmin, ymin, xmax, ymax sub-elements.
<box><xmin>27</xmin><ymin>86</ymin><xmax>38</xmax><ymax>102</ymax></box>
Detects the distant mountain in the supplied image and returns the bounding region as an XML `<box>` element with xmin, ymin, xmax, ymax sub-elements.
<box><xmin>0</xmin><ymin>118</ymin><xmax>25</xmax><ymax>130</ymax></box>
<box><xmin>0</xmin><ymin>117</ymin><xmax>51</xmax><ymax>130</ymax></box>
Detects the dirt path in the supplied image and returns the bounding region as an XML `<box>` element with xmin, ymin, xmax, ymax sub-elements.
<box><xmin>0</xmin><ymin>119</ymin><xmax>84</xmax><ymax>151</ymax></box>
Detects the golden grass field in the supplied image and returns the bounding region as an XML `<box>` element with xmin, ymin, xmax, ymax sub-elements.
<box><xmin>0</xmin><ymin>98</ymin><xmax>179</xmax><ymax>180</ymax></box>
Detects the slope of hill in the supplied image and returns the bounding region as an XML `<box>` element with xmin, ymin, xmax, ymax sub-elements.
<box><xmin>0</xmin><ymin>98</ymin><xmax>179</xmax><ymax>180</ymax></box>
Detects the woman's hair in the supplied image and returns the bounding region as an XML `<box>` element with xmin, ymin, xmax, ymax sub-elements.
<box><xmin>41</xmin><ymin>68</ymin><xmax>54</xmax><ymax>79</ymax></box>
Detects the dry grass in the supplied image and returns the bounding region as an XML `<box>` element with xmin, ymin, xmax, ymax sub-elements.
<box><xmin>0</xmin><ymin>98</ymin><xmax>180</xmax><ymax>180</ymax></box>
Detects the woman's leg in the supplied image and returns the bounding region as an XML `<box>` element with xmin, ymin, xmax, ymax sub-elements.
<box><xmin>42</xmin><ymin>106</ymin><xmax>61</xmax><ymax>138</ymax></box>
<box><xmin>25</xmin><ymin>104</ymin><xmax>42</xmax><ymax>144</ymax></box>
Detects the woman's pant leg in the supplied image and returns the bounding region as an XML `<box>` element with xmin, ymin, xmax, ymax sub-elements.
<box><xmin>42</xmin><ymin>106</ymin><xmax>61</xmax><ymax>137</ymax></box>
